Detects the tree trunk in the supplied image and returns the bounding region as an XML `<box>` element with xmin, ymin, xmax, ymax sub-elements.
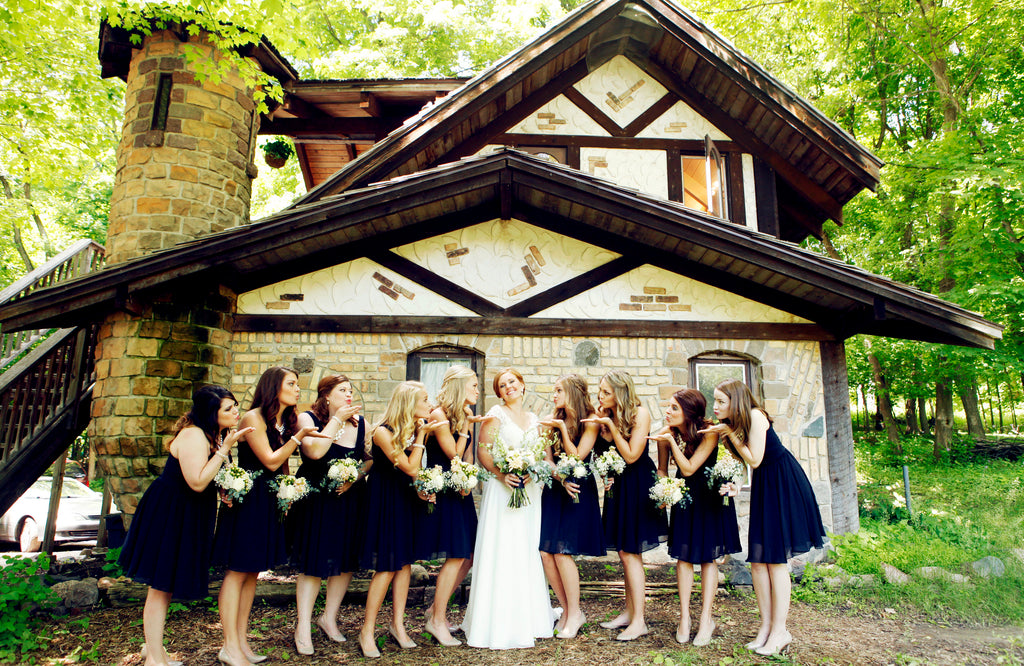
<box><xmin>868</xmin><ymin>352</ymin><xmax>902</xmax><ymax>452</ymax></box>
<box><xmin>905</xmin><ymin>398</ymin><xmax>919</xmax><ymax>434</ymax></box>
<box><xmin>956</xmin><ymin>375</ymin><xmax>986</xmax><ymax>439</ymax></box>
<box><xmin>918</xmin><ymin>397</ymin><xmax>929</xmax><ymax>434</ymax></box>
<box><xmin>0</xmin><ymin>174</ymin><xmax>35</xmax><ymax>272</ymax></box>
<box><xmin>934</xmin><ymin>380</ymin><xmax>955</xmax><ymax>460</ymax></box>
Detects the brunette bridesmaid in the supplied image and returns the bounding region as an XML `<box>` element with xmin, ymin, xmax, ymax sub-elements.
<box><xmin>290</xmin><ymin>374</ymin><xmax>368</xmax><ymax>655</ymax></box>
<box><xmin>212</xmin><ymin>367</ymin><xmax>326</xmax><ymax>666</ymax></box>
<box><xmin>652</xmin><ymin>388</ymin><xmax>741</xmax><ymax>646</ymax></box>
<box><xmin>119</xmin><ymin>386</ymin><xmax>252</xmax><ymax>666</ymax></box>
<box><xmin>583</xmin><ymin>370</ymin><xmax>667</xmax><ymax>641</ymax></box>
<box><xmin>701</xmin><ymin>379</ymin><xmax>825</xmax><ymax>656</ymax></box>
<box><xmin>538</xmin><ymin>374</ymin><xmax>605</xmax><ymax>639</ymax></box>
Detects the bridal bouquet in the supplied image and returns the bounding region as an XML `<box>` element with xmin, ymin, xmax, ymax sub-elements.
<box><xmin>488</xmin><ymin>432</ymin><xmax>551</xmax><ymax>508</ymax></box>
<box><xmin>214</xmin><ymin>464</ymin><xmax>260</xmax><ymax>504</ymax></box>
<box><xmin>446</xmin><ymin>457</ymin><xmax>487</xmax><ymax>495</ymax></box>
<box><xmin>413</xmin><ymin>465</ymin><xmax>446</xmax><ymax>513</ymax></box>
<box><xmin>590</xmin><ymin>447</ymin><xmax>626</xmax><ymax>497</ymax></box>
<box><xmin>705</xmin><ymin>456</ymin><xmax>745</xmax><ymax>506</ymax></box>
<box><xmin>649</xmin><ymin>476</ymin><xmax>690</xmax><ymax>510</ymax></box>
<box><xmin>554</xmin><ymin>453</ymin><xmax>589</xmax><ymax>503</ymax></box>
<box><xmin>269</xmin><ymin>474</ymin><xmax>312</xmax><ymax>516</ymax></box>
<box><xmin>323</xmin><ymin>458</ymin><xmax>361</xmax><ymax>493</ymax></box>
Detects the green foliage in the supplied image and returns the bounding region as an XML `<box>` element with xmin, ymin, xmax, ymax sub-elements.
<box><xmin>101</xmin><ymin>547</ymin><xmax>124</xmax><ymax>577</ymax></box>
<box><xmin>0</xmin><ymin>554</ymin><xmax>57</xmax><ymax>662</ymax></box>
<box><xmin>262</xmin><ymin>137</ymin><xmax>294</xmax><ymax>160</ymax></box>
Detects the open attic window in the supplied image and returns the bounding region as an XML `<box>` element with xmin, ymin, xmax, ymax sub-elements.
<box><xmin>681</xmin><ymin>135</ymin><xmax>729</xmax><ymax>219</ymax></box>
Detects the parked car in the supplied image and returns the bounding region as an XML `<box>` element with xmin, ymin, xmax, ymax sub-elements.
<box><xmin>0</xmin><ymin>477</ymin><xmax>119</xmax><ymax>552</ymax></box>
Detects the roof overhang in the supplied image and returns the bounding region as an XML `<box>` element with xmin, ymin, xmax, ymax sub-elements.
<box><xmin>0</xmin><ymin>150</ymin><xmax>998</xmax><ymax>349</ymax></box>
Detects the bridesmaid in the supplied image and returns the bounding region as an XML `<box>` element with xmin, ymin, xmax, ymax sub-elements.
<box><xmin>651</xmin><ymin>388</ymin><xmax>741</xmax><ymax>646</ymax></box>
<box><xmin>290</xmin><ymin>374</ymin><xmax>368</xmax><ymax>655</ymax></box>
<box><xmin>416</xmin><ymin>366</ymin><xmax>492</xmax><ymax>647</ymax></box>
<box><xmin>212</xmin><ymin>367</ymin><xmax>326</xmax><ymax>666</ymax></box>
<box><xmin>538</xmin><ymin>374</ymin><xmax>605</xmax><ymax>640</ymax></box>
<box><xmin>119</xmin><ymin>386</ymin><xmax>252</xmax><ymax>666</ymax></box>
<box><xmin>583</xmin><ymin>370</ymin><xmax>666</xmax><ymax>641</ymax></box>
<box><xmin>701</xmin><ymin>379</ymin><xmax>825</xmax><ymax>656</ymax></box>
<box><xmin>358</xmin><ymin>381</ymin><xmax>447</xmax><ymax>659</ymax></box>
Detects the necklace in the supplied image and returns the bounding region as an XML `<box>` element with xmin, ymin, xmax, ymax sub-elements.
<box><xmin>274</xmin><ymin>421</ymin><xmax>285</xmax><ymax>436</ymax></box>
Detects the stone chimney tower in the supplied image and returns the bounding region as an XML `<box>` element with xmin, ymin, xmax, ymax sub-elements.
<box><xmin>93</xmin><ymin>22</ymin><xmax>296</xmax><ymax>519</ymax></box>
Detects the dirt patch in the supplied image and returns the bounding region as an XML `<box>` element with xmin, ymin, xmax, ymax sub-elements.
<box><xmin>34</xmin><ymin>559</ymin><xmax>1024</xmax><ymax>665</ymax></box>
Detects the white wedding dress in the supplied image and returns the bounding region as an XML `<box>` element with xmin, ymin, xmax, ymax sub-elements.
<box><xmin>462</xmin><ymin>404</ymin><xmax>555</xmax><ymax>649</ymax></box>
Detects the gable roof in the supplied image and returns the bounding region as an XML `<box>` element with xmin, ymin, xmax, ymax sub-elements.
<box><xmin>286</xmin><ymin>0</ymin><xmax>883</xmax><ymax>243</ymax></box>
<box><xmin>0</xmin><ymin>149</ymin><xmax>997</xmax><ymax>349</ymax></box>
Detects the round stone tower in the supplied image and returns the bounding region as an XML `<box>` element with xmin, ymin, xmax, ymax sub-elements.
<box><xmin>92</xmin><ymin>21</ymin><xmax>293</xmax><ymax>518</ymax></box>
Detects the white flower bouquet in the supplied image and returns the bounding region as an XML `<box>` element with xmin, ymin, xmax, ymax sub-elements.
<box><xmin>323</xmin><ymin>458</ymin><xmax>361</xmax><ymax>493</ymax></box>
<box><xmin>214</xmin><ymin>463</ymin><xmax>259</xmax><ymax>504</ymax></box>
<box><xmin>413</xmin><ymin>464</ymin><xmax>446</xmax><ymax>513</ymax></box>
<box><xmin>488</xmin><ymin>432</ymin><xmax>552</xmax><ymax>508</ymax></box>
<box><xmin>649</xmin><ymin>475</ymin><xmax>689</xmax><ymax>510</ymax></box>
<box><xmin>590</xmin><ymin>447</ymin><xmax>626</xmax><ymax>497</ymax></box>
<box><xmin>269</xmin><ymin>474</ymin><xmax>312</xmax><ymax>516</ymax></box>
<box><xmin>446</xmin><ymin>457</ymin><xmax>486</xmax><ymax>495</ymax></box>
<box><xmin>706</xmin><ymin>456</ymin><xmax>745</xmax><ymax>506</ymax></box>
<box><xmin>554</xmin><ymin>453</ymin><xmax>589</xmax><ymax>503</ymax></box>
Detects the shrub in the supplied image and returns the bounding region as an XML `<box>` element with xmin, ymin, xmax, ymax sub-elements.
<box><xmin>0</xmin><ymin>554</ymin><xmax>58</xmax><ymax>662</ymax></box>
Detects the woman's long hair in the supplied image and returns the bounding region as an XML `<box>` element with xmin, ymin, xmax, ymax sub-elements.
<box><xmin>669</xmin><ymin>388</ymin><xmax>710</xmax><ymax>457</ymax></box>
<box><xmin>550</xmin><ymin>374</ymin><xmax>595</xmax><ymax>453</ymax></box>
<box><xmin>174</xmin><ymin>385</ymin><xmax>237</xmax><ymax>454</ymax></box>
<box><xmin>251</xmin><ymin>366</ymin><xmax>299</xmax><ymax>439</ymax></box>
<box><xmin>310</xmin><ymin>374</ymin><xmax>351</xmax><ymax>424</ymax></box>
<box><xmin>715</xmin><ymin>379</ymin><xmax>771</xmax><ymax>457</ymax></box>
<box><xmin>375</xmin><ymin>381</ymin><xmax>425</xmax><ymax>460</ymax></box>
<box><xmin>436</xmin><ymin>366</ymin><xmax>476</xmax><ymax>436</ymax></box>
<box><xmin>601</xmin><ymin>370</ymin><xmax>639</xmax><ymax>438</ymax></box>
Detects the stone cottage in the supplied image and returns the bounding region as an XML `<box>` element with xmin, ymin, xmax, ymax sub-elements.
<box><xmin>0</xmin><ymin>0</ymin><xmax>1000</xmax><ymax>551</ymax></box>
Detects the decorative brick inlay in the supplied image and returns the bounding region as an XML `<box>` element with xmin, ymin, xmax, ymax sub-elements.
<box><xmin>106</xmin><ymin>29</ymin><xmax>260</xmax><ymax>265</ymax></box>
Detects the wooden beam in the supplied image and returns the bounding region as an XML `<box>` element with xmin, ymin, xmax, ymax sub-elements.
<box><xmin>622</xmin><ymin>93</ymin><xmax>678</xmax><ymax>137</ymax></box>
<box><xmin>753</xmin><ymin>155</ymin><xmax>779</xmax><ymax>237</ymax></box>
<box><xmin>279</xmin><ymin>93</ymin><xmax>330</xmax><ymax>120</ymax></box>
<box><xmin>360</xmin><ymin>91</ymin><xmax>381</xmax><ymax>117</ymax></box>
<box><xmin>367</xmin><ymin>250</ymin><xmax>505</xmax><ymax>317</ymax></box>
<box><xmin>294</xmin><ymin>142</ymin><xmax>314</xmax><ymax>191</ymax></box>
<box><xmin>258</xmin><ymin>117</ymin><xmax>403</xmax><ymax>137</ymax></box>
<box><xmin>821</xmin><ymin>339</ymin><xmax>858</xmax><ymax>534</ymax></box>
<box><xmin>562</xmin><ymin>86</ymin><xmax>629</xmax><ymax>138</ymax></box>
<box><xmin>234</xmin><ymin>314</ymin><xmax>836</xmax><ymax>339</ymax></box>
<box><xmin>504</xmin><ymin>256</ymin><xmax>643</xmax><ymax>317</ymax></box>
<box><xmin>493</xmin><ymin>133</ymin><xmax>739</xmax><ymax>152</ymax></box>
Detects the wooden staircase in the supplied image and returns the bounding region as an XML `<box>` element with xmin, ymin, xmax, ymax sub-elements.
<box><xmin>0</xmin><ymin>241</ymin><xmax>104</xmax><ymax>516</ymax></box>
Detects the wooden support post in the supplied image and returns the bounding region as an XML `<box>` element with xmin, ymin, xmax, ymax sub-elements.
<box><xmin>821</xmin><ymin>339</ymin><xmax>859</xmax><ymax>534</ymax></box>
<box><xmin>42</xmin><ymin>453</ymin><xmax>67</xmax><ymax>555</ymax></box>
<box><xmin>97</xmin><ymin>482</ymin><xmax>112</xmax><ymax>548</ymax></box>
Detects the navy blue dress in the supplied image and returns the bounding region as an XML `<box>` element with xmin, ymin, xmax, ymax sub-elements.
<box><xmin>747</xmin><ymin>426</ymin><xmax>826</xmax><ymax>563</ymax></box>
<box><xmin>119</xmin><ymin>454</ymin><xmax>216</xmax><ymax>599</ymax></box>
<box><xmin>413</xmin><ymin>431</ymin><xmax>478</xmax><ymax>560</ymax></box>
<box><xmin>212</xmin><ymin>427</ymin><xmax>289</xmax><ymax>572</ymax></box>
<box><xmin>289</xmin><ymin>413</ymin><xmax>368</xmax><ymax>577</ymax></box>
<box><xmin>598</xmin><ymin>436</ymin><xmax>667</xmax><ymax>554</ymax></box>
<box><xmin>360</xmin><ymin>425</ymin><xmax>418</xmax><ymax>571</ymax></box>
<box><xmin>668</xmin><ymin>444</ymin><xmax>741</xmax><ymax>563</ymax></box>
<box><xmin>539</xmin><ymin>444</ymin><xmax>606</xmax><ymax>556</ymax></box>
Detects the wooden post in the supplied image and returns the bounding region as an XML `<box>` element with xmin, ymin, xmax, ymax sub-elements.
<box><xmin>42</xmin><ymin>452</ymin><xmax>67</xmax><ymax>554</ymax></box>
<box><xmin>821</xmin><ymin>340</ymin><xmax>859</xmax><ymax>534</ymax></box>
<box><xmin>97</xmin><ymin>482</ymin><xmax>112</xmax><ymax>548</ymax></box>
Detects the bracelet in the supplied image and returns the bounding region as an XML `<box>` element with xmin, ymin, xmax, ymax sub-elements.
<box><xmin>411</xmin><ymin>443</ymin><xmax>425</xmax><ymax>450</ymax></box>
<box><xmin>289</xmin><ymin>435</ymin><xmax>301</xmax><ymax>447</ymax></box>
<box><xmin>330</xmin><ymin>415</ymin><xmax>345</xmax><ymax>427</ymax></box>
<box><xmin>332</xmin><ymin>424</ymin><xmax>346</xmax><ymax>442</ymax></box>
<box><xmin>216</xmin><ymin>451</ymin><xmax>230</xmax><ymax>461</ymax></box>
<box><xmin>457</xmin><ymin>432</ymin><xmax>470</xmax><ymax>439</ymax></box>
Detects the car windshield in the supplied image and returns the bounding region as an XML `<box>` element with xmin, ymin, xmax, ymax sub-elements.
<box><xmin>26</xmin><ymin>478</ymin><xmax>96</xmax><ymax>499</ymax></box>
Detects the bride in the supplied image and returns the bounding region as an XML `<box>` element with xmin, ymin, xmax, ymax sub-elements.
<box><xmin>462</xmin><ymin>367</ymin><xmax>555</xmax><ymax>649</ymax></box>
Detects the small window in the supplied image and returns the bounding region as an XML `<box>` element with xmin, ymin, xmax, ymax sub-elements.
<box><xmin>515</xmin><ymin>145</ymin><xmax>567</xmax><ymax>165</ymax></box>
<box><xmin>406</xmin><ymin>345</ymin><xmax>484</xmax><ymax>406</ymax></box>
<box><xmin>679</xmin><ymin>135</ymin><xmax>729</xmax><ymax>220</ymax></box>
<box><xmin>690</xmin><ymin>355</ymin><xmax>753</xmax><ymax>420</ymax></box>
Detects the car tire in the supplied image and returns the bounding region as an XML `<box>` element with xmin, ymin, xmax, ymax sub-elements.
<box><xmin>18</xmin><ymin>518</ymin><xmax>41</xmax><ymax>552</ymax></box>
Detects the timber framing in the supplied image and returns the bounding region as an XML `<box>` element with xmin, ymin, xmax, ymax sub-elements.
<box><xmin>0</xmin><ymin>150</ymin><xmax>1000</xmax><ymax>349</ymax></box>
<box><xmin>286</xmin><ymin>0</ymin><xmax>884</xmax><ymax>242</ymax></box>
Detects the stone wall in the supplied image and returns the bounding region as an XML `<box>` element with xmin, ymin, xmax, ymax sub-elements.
<box><xmin>91</xmin><ymin>287</ymin><xmax>237</xmax><ymax>516</ymax></box>
<box><xmin>228</xmin><ymin>331</ymin><xmax>838</xmax><ymax>536</ymax></box>
<box><xmin>106</xmin><ymin>28</ymin><xmax>259</xmax><ymax>265</ymax></box>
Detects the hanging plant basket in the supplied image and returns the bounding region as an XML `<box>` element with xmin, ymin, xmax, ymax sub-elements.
<box><xmin>264</xmin><ymin>153</ymin><xmax>288</xmax><ymax>169</ymax></box>
<box><xmin>262</xmin><ymin>137</ymin><xmax>295</xmax><ymax>169</ymax></box>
